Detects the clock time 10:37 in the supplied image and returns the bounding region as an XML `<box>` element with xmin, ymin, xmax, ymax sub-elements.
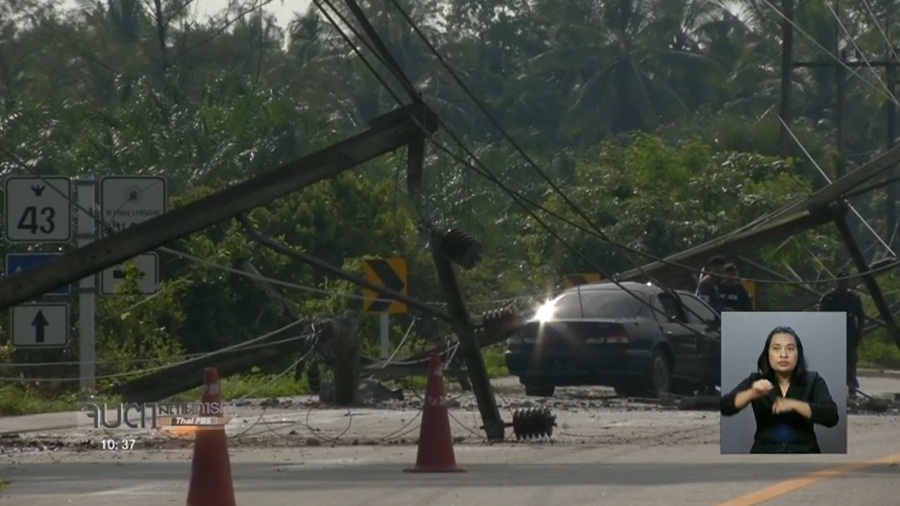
<box><xmin>101</xmin><ymin>438</ymin><xmax>137</xmax><ymax>451</ymax></box>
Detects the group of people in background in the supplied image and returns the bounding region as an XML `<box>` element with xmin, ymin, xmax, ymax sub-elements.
<box><xmin>696</xmin><ymin>255</ymin><xmax>867</xmax><ymax>398</ymax></box>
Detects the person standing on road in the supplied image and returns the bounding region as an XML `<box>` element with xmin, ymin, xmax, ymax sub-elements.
<box><xmin>719</xmin><ymin>263</ymin><xmax>754</xmax><ymax>311</ymax></box>
<box><xmin>818</xmin><ymin>270</ymin><xmax>866</xmax><ymax>397</ymax></box>
<box><xmin>720</xmin><ymin>326</ymin><xmax>839</xmax><ymax>453</ymax></box>
<box><xmin>697</xmin><ymin>255</ymin><xmax>726</xmax><ymax>313</ymax></box>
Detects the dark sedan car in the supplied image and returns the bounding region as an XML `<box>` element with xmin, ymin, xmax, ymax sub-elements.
<box><xmin>505</xmin><ymin>281</ymin><xmax>721</xmax><ymax>398</ymax></box>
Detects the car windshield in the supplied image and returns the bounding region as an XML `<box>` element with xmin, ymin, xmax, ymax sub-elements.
<box><xmin>547</xmin><ymin>288</ymin><xmax>646</xmax><ymax>319</ymax></box>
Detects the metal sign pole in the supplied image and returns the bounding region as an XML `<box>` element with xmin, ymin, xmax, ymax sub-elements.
<box><xmin>77</xmin><ymin>176</ymin><xmax>97</xmax><ymax>391</ymax></box>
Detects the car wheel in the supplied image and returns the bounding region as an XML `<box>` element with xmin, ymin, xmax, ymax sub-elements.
<box><xmin>651</xmin><ymin>350</ymin><xmax>672</xmax><ymax>398</ymax></box>
<box><xmin>523</xmin><ymin>382</ymin><xmax>555</xmax><ymax>397</ymax></box>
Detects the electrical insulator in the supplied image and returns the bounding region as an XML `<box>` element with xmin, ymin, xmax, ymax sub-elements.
<box><xmin>439</xmin><ymin>228</ymin><xmax>483</xmax><ymax>270</ymax></box>
<box><xmin>511</xmin><ymin>407</ymin><xmax>557</xmax><ymax>441</ymax></box>
<box><xmin>482</xmin><ymin>304</ymin><xmax>523</xmax><ymax>338</ymax></box>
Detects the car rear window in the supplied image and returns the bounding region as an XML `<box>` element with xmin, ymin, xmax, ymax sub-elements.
<box><xmin>551</xmin><ymin>288</ymin><xmax>646</xmax><ymax>319</ymax></box>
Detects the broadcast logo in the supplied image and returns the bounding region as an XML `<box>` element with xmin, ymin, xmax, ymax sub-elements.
<box><xmin>81</xmin><ymin>402</ymin><xmax>234</xmax><ymax>432</ymax></box>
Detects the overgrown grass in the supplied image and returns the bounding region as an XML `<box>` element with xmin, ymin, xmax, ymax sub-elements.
<box><xmin>167</xmin><ymin>367</ymin><xmax>312</xmax><ymax>403</ymax></box>
<box><xmin>0</xmin><ymin>384</ymin><xmax>84</xmax><ymax>416</ymax></box>
<box><xmin>859</xmin><ymin>333</ymin><xmax>900</xmax><ymax>370</ymax></box>
<box><xmin>483</xmin><ymin>346</ymin><xmax>509</xmax><ymax>378</ymax></box>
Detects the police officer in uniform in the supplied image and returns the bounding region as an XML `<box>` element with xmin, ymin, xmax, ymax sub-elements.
<box><xmin>697</xmin><ymin>255</ymin><xmax>726</xmax><ymax>313</ymax></box>
<box><xmin>818</xmin><ymin>270</ymin><xmax>866</xmax><ymax>397</ymax></box>
<box><xmin>719</xmin><ymin>263</ymin><xmax>754</xmax><ymax>311</ymax></box>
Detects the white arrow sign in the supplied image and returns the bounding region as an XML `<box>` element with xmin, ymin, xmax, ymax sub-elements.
<box><xmin>11</xmin><ymin>304</ymin><xmax>70</xmax><ymax>348</ymax></box>
<box><xmin>101</xmin><ymin>253</ymin><xmax>160</xmax><ymax>295</ymax></box>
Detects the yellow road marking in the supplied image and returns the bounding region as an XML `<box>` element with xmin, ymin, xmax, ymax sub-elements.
<box><xmin>717</xmin><ymin>453</ymin><xmax>900</xmax><ymax>506</ymax></box>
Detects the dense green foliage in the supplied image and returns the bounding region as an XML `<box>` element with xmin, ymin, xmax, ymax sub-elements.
<box><xmin>1</xmin><ymin>0</ymin><xmax>899</xmax><ymax>398</ymax></box>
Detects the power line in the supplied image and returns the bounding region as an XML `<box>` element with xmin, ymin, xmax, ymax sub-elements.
<box><xmin>822</xmin><ymin>0</ymin><xmax>899</xmax><ymax>105</ymax></box>
<box><xmin>379</xmin><ymin>0</ymin><xmax>897</xmax><ymax>286</ymax></box>
<box><xmin>309</xmin><ymin>1</ymin><xmax>737</xmax><ymax>334</ymax></box>
<box><xmin>311</xmin><ymin>0</ymin><xmax>899</xmax><ymax>344</ymax></box>
<box><xmin>776</xmin><ymin>115</ymin><xmax>896</xmax><ymax>257</ymax></box>
<box><xmin>761</xmin><ymin>0</ymin><xmax>899</xmax><ymax>106</ymax></box>
<box><xmin>1</xmin><ymin>332</ymin><xmax>313</xmax><ymax>383</ymax></box>
<box><xmin>385</xmin><ymin>0</ymin><xmax>655</xmax><ymax>281</ymax></box>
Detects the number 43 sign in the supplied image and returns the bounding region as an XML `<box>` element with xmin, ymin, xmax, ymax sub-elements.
<box><xmin>4</xmin><ymin>176</ymin><xmax>73</xmax><ymax>243</ymax></box>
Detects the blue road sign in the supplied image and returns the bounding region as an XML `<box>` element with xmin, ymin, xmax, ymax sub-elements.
<box><xmin>5</xmin><ymin>253</ymin><xmax>71</xmax><ymax>296</ymax></box>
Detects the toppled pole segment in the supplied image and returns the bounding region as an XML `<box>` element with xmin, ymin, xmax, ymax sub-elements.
<box><xmin>616</xmin><ymin>206</ymin><xmax>834</xmax><ymax>284</ymax></box>
<box><xmin>428</xmin><ymin>227</ymin><xmax>506</xmax><ymax>442</ymax></box>
<box><xmin>829</xmin><ymin>203</ymin><xmax>900</xmax><ymax>349</ymax></box>
<box><xmin>0</xmin><ymin>103</ymin><xmax>439</xmax><ymax>311</ymax></box>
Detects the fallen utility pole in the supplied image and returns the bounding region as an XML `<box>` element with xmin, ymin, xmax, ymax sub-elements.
<box><xmin>784</xmin><ymin>144</ymin><xmax>900</xmax><ymax>214</ymax></box>
<box><xmin>428</xmin><ymin>230</ymin><xmax>505</xmax><ymax>441</ymax></box>
<box><xmin>829</xmin><ymin>203</ymin><xmax>900</xmax><ymax>349</ymax></box>
<box><xmin>739</xmin><ymin>255</ymin><xmax>900</xmax><ymax>330</ymax></box>
<box><xmin>0</xmin><ymin>102</ymin><xmax>439</xmax><ymax>311</ymax></box>
<box><xmin>118</xmin><ymin>323</ymin><xmax>308</xmax><ymax>403</ymax></box>
<box><xmin>615</xmin><ymin>206</ymin><xmax>836</xmax><ymax>285</ymax></box>
<box><xmin>615</xmin><ymin>145</ymin><xmax>900</xmax><ymax>285</ymax></box>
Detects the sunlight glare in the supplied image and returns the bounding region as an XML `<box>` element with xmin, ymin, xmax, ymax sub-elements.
<box><xmin>535</xmin><ymin>300</ymin><xmax>556</xmax><ymax>322</ymax></box>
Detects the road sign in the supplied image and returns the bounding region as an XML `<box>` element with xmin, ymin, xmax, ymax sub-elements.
<box><xmin>100</xmin><ymin>176</ymin><xmax>167</xmax><ymax>236</ymax></box>
<box><xmin>363</xmin><ymin>257</ymin><xmax>408</xmax><ymax>313</ymax></box>
<box><xmin>11</xmin><ymin>303</ymin><xmax>70</xmax><ymax>347</ymax></box>
<box><xmin>101</xmin><ymin>253</ymin><xmax>160</xmax><ymax>295</ymax></box>
<box><xmin>5</xmin><ymin>253</ymin><xmax>72</xmax><ymax>295</ymax></box>
<box><xmin>4</xmin><ymin>176</ymin><xmax>72</xmax><ymax>242</ymax></box>
<box><xmin>563</xmin><ymin>273</ymin><xmax>603</xmax><ymax>288</ymax></box>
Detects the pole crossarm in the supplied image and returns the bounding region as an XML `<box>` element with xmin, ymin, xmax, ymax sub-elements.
<box><xmin>0</xmin><ymin>103</ymin><xmax>439</xmax><ymax>311</ymax></box>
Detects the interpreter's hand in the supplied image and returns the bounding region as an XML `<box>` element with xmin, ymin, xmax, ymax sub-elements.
<box><xmin>772</xmin><ymin>397</ymin><xmax>797</xmax><ymax>415</ymax></box>
<box><xmin>751</xmin><ymin>379</ymin><xmax>774</xmax><ymax>398</ymax></box>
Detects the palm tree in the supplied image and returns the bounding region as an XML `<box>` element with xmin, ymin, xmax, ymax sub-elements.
<box><xmin>526</xmin><ymin>0</ymin><xmax>736</xmax><ymax>145</ymax></box>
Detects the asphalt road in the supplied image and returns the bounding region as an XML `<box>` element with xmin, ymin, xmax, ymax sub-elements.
<box><xmin>2</xmin><ymin>425</ymin><xmax>899</xmax><ymax>506</ymax></box>
<box><xmin>1</xmin><ymin>373</ymin><xmax>898</xmax><ymax>505</ymax></box>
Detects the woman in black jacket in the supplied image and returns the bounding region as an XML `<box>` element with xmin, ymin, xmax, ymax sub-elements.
<box><xmin>720</xmin><ymin>326</ymin><xmax>840</xmax><ymax>453</ymax></box>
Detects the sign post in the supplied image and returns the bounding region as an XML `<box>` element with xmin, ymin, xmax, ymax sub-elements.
<box><xmin>4</xmin><ymin>175</ymin><xmax>75</xmax><ymax>355</ymax></box>
<box><xmin>98</xmin><ymin>175</ymin><xmax>166</xmax><ymax>298</ymax></box>
<box><xmin>77</xmin><ymin>176</ymin><xmax>97</xmax><ymax>390</ymax></box>
<box><xmin>2</xmin><ymin>174</ymin><xmax>166</xmax><ymax>389</ymax></box>
<box><xmin>362</xmin><ymin>258</ymin><xmax>408</xmax><ymax>360</ymax></box>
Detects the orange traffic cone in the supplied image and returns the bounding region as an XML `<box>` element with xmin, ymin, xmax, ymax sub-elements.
<box><xmin>186</xmin><ymin>368</ymin><xmax>236</xmax><ymax>506</ymax></box>
<box><xmin>404</xmin><ymin>353</ymin><xmax>465</xmax><ymax>473</ymax></box>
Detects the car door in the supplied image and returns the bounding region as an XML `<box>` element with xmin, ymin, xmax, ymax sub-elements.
<box><xmin>677</xmin><ymin>293</ymin><xmax>721</xmax><ymax>385</ymax></box>
<box><xmin>653</xmin><ymin>292</ymin><xmax>699</xmax><ymax>378</ymax></box>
